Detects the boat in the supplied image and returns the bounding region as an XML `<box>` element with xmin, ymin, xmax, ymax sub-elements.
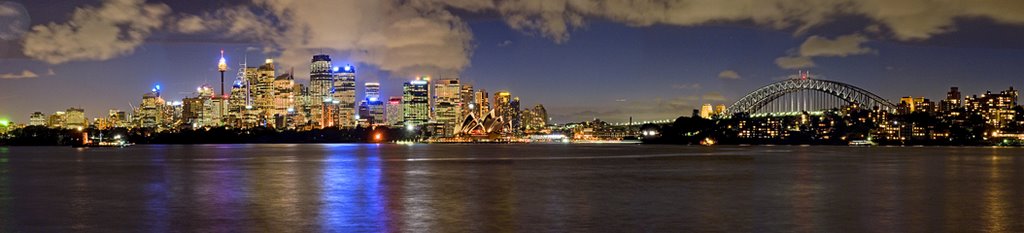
<box><xmin>72</xmin><ymin>132</ymin><xmax>133</xmax><ymax>148</ymax></box>
<box><xmin>848</xmin><ymin>140</ymin><xmax>877</xmax><ymax>146</ymax></box>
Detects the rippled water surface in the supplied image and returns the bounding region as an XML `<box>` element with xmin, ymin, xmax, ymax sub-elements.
<box><xmin>0</xmin><ymin>144</ymin><xmax>1022</xmax><ymax>232</ymax></box>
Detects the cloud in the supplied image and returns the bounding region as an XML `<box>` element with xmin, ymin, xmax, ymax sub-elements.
<box><xmin>19</xmin><ymin>0</ymin><xmax>1024</xmax><ymax>76</ymax></box>
<box><xmin>671</xmin><ymin>83</ymin><xmax>701</xmax><ymax>90</ymax></box>
<box><xmin>702</xmin><ymin>92</ymin><xmax>728</xmax><ymax>102</ymax></box>
<box><xmin>0</xmin><ymin>70</ymin><xmax>38</xmax><ymax>79</ymax></box>
<box><xmin>798</xmin><ymin>34</ymin><xmax>875</xmax><ymax>57</ymax></box>
<box><xmin>718</xmin><ymin>70</ymin><xmax>741</xmax><ymax>79</ymax></box>
<box><xmin>497</xmin><ymin>40</ymin><xmax>513</xmax><ymax>47</ymax></box>
<box><xmin>21</xmin><ymin>0</ymin><xmax>170</xmax><ymax>64</ymax></box>
<box><xmin>775</xmin><ymin>56</ymin><xmax>816</xmax><ymax>69</ymax></box>
<box><xmin>775</xmin><ymin>33</ymin><xmax>874</xmax><ymax>69</ymax></box>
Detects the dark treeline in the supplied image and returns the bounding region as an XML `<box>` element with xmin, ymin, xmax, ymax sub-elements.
<box><xmin>0</xmin><ymin>126</ymin><xmax>417</xmax><ymax>146</ymax></box>
<box><xmin>642</xmin><ymin>107</ymin><xmax>1009</xmax><ymax>146</ymax></box>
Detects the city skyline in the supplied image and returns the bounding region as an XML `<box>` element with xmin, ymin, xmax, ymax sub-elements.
<box><xmin>3</xmin><ymin>0</ymin><xmax>1024</xmax><ymax>123</ymax></box>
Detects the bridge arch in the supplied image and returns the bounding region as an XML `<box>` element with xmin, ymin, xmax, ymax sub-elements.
<box><xmin>724</xmin><ymin>78</ymin><xmax>896</xmax><ymax>115</ymax></box>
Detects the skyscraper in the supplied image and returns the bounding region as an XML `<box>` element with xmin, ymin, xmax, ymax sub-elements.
<box><xmin>65</xmin><ymin>108</ymin><xmax>86</xmax><ymax>130</ymax></box>
<box><xmin>254</xmin><ymin>59</ymin><xmax>276</xmax><ymax>125</ymax></box>
<box><xmin>699</xmin><ymin>104</ymin><xmax>714</xmax><ymax>119</ymax></box>
<box><xmin>475</xmin><ymin>89</ymin><xmax>490</xmax><ymax>117</ymax></box>
<box><xmin>272</xmin><ymin>72</ymin><xmax>296</xmax><ymax>128</ymax></box>
<box><xmin>403</xmin><ymin>78</ymin><xmax>430</xmax><ymax>127</ymax></box>
<box><xmin>386</xmin><ymin>96</ymin><xmax>403</xmax><ymax>127</ymax></box>
<box><xmin>493</xmin><ymin>91</ymin><xmax>513</xmax><ymax>133</ymax></box>
<box><xmin>309</xmin><ymin>54</ymin><xmax>334</xmax><ymax>127</ymax></box>
<box><xmin>364</xmin><ymin>82</ymin><xmax>385</xmax><ymax>125</ymax></box>
<box><xmin>433</xmin><ymin>79</ymin><xmax>462</xmax><ymax>136</ymax></box>
<box><xmin>333</xmin><ymin>64</ymin><xmax>356</xmax><ymax>128</ymax></box>
<box><xmin>29</xmin><ymin>112</ymin><xmax>46</xmax><ymax>126</ymax></box>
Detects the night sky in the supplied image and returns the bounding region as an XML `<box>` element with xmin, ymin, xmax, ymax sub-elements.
<box><xmin>2</xmin><ymin>0</ymin><xmax>1024</xmax><ymax>123</ymax></box>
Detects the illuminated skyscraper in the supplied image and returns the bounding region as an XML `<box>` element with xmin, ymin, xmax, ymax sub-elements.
<box><xmin>29</xmin><ymin>112</ymin><xmax>46</xmax><ymax>126</ymax></box>
<box><xmin>64</xmin><ymin>108</ymin><xmax>86</xmax><ymax>130</ymax></box>
<box><xmin>700</xmin><ymin>104</ymin><xmax>714</xmax><ymax>119</ymax></box>
<box><xmin>48</xmin><ymin>111</ymin><xmax>65</xmax><ymax>129</ymax></box>
<box><xmin>403</xmin><ymin>77</ymin><xmax>430</xmax><ymax>126</ymax></box>
<box><xmin>493</xmin><ymin>91</ymin><xmax>514</xmax><ymax>133</ymax></box>
<box><xmin>139</xmin><ymin>85</ymin><xmax>167</xmax><ymax>130</ymax></box>
<box><xmin>272</xmin><ymin>72</ymin><xmax>296</xmax><ymax>128</ymax></box>
<box><xmin>433</xmin><ymin>79</ymin><xmax>462</xmax><ymax>136</ymax></box>
<box><xmin>309</xmin><ymin>54</ymin><xmax>334</xmax><ymax>127</ymax></box>
<box><xmin>364</xmin><ymin>82</ymin><xmax>385</xmax><ymax>125</ymax></box>
<box><xmin>333</xmin><ymin>64</ymin><xmax>356</xmax><ymax>128</ymax></box>
<box><xmin>386</xmin><ymin>96</ymin><xmax>403</xmax><ymax>127</ymax></box>
<box><xmin>253</xmin><ymin>59</ymin><xmax>276</xmax><ymax>125</ymax></box>
<box><xmin>475</xmin><ymin>89</ymin><xmax>490</xmax><ymax>117</ymax></box>
<box><xmin>715</xmin><ymin>104</ymin><xmax>726</xmax><ymax>116</ymax></box>
<box><xmin>460</xmin><ymin>84</ymin><xmax>474</xmax><ymax>117</ymax></box>
<box><xmin>522</xmin><ymin>104</ymin><xmax>548</xmax><ymax>133</ymax></box>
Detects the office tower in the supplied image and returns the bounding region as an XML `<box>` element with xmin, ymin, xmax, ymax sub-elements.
<box><xmin>272</xmin><ymin>72</ymin><xmax>296</xmax><ymax>128</ymax></box>
<box><xmin>64</xmin><ymin>107</ymin><xmax>86</xmax><ymax>130</ymax></box>
<box><xmin>252</xmin><ymin>59</ymin><xmax>276</xmax><ymax>126</ymax></box>
<box><xmin>334</xmin><ymin>64</ymin><xmax>356</xmax><ymax>128</ymax></box>
<box><xmin>29</xmin><ymin>112</ymin><xmax>46</xmax><ymax>126</ymax></box>
<box><xmin>48</xmin><ymin>111</ymin><xmax>66</xmax><ymax>128</ymax></box>
<box><xmin>475</xmin><ymin>89</ymin><xmax>490</xmax><ymax>117</ymax></box>
<box><xmin>108</xmin><ymin>109</ymin><xmax>127</xmax><ymax>128</ymax></box>
<box><xmin>510</xmin><ymin>97</ymin><xmax>521</xmax><ymax>134</ymax></box>
<box><xmin>522</xmin><ymin>104</ymin><xmax>548</xmax><ymax>133</ymax></box>
<box><xmin>364</xmin><ymin>83</ymin><xmax>385</xmax><ymax>125</ymax></box>
<box><xmin>139</xmin><ymin>87</ymin><xmax>167</xmax><ymax>129</ymax></box>
<box><xmin>700</xmin><ymin>104</ymin><xmax>714</xmax><ymax>119</ymax></box>
<box><xmin>386</xmin><ymin>96</ymin><xmax>403</xmax><ymax>127</ymax></box>
<box><xmin>715</xmin><ymin>104</ymin><xmax>726</xmax><ymax>116</ymax></box>
<box><xmin>941</xmin><ymin>86</ymin><xmax>961</xmax><ymax>112</ymax></box>
<box><xmin>493</xmin><ymin>91</ymin><xmax>513</xmax><ymax>133</ymax></box>
<box><xmin>433</xmin><ymin>79</ymin><xmax>462</xmax><ymax>136</ymax></box>
<box><xmin>460</xmin><ymin>84</ymin><xmax>474</xmax><ymax>117</ymax></box>
<box><xmin>309</xmin><ymin>54</ymin><xmax>334</xmax><ymax>127</ymax></box>
<box><xmin>403</xmin><ymin>78</ymin><xmax>430</xmax><ymax>126</ymax></box>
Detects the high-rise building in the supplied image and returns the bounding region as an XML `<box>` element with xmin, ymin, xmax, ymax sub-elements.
<box><xmin>29</xmin><ymin>112</ymin><xmax>46</xmax><ymax>126</ymax></box>
<box><xmin>403</xmin><ymin>78</ymin><xmax>430</xmax><ymax>126</ymax></box>
<box><xmin>253</xmin><ymin>59</ymin><xmax>276</xmax><ymax>125</ymax></box>
<box><xmin>475</xmin><ymin>89</ymin><xmax>490</xmax><ymax>117</ymax></box>
<box><xmin>715</xmin><ymin>104</ymin><xmax>726</xmax><ymax>116</ymax></box>
<box><xmin>333</xmin><ymin>64</ymin><xmax>356</xmax><ymax>128</ymax></box>
<box><xmin>386</xmin><ymin>96</ymin><xmax>403</xmax><ymax>127</ymax></box>
<box><xmin>522</xmin><ymin>104</ymin><xmax>548</xmax><ymax>133</ymax></box>
<box><xmin>48</xmin><ymin>111</ymin><xmax>66</xmax><ymax>128</ymax></box>
<box><xmin>460</xmin><ymin>84</ymin><xmax>474</xmax><ymax>117</ymax></box>
<box><xmin>108</xmin><ymin>109</ymin><xmax>127</xmax><ymax>128</ymax></box>
<box><xmin>433</xmin><ymin>79</ymin><xmax>462</xmax><ymax>136</ymax></box>
<box><xmin>965</xmin><ymin>86</ymin><xmax>1018</xmax><ymax>128</ymax></box>
<box><xmin>65</xmin><ymin>107</ymin><xmax>86</xmax><ymax>130</ymax></box>
<box><xmin>510</xmin><ymin>97</ymin><xmax>522</xmax><ymax>134</ymax></box>
<box><xmin>941</xmin><ymin>87</ymin><xmax>962</xmax><ymax>112</ymax></box>
<box><xmin>363</xmin><ymin>83</ymin><xmax>385</xmax><ymax>125</ymax></box>
<box><xmin>139</xmin><ymin>88</ymin><xmax>167</xmax><ymax>129</ymax></box>
<box><xmin>272</xmin><ymin>72</ymin><xmax>296</xmax><ymax>128</ymax></box>
<box><xmin>493</xmin><ymin>91</ymin><xmax>514</xmax><ymax>133</ymax></box>
<box><xmin>700</xmin><ymin>104</ymin><xmax>714</xmax><ymax>119</ymax></box>
<box><xmin>309</xmin><ymin>54</ymin><xmax>334</xmax><ymax>128</ymax></box>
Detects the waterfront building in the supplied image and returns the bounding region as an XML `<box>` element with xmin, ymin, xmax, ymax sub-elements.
<box><xmin>965</xmin><ymin>86</ymin><xmax>1018</xmax><ymax>128</ymax></box>
<box><xmin>253</xmin><ymin>59</ymin><xmax>276</xmax><ymax>125</ymax></box>
<box><xmin>48</xmin><ymin>111</ymin><xmax>66</xmax><ymax>129</ymax></box>
<box><xmin>29</xmin><ymin>112</ymin><xmax>46</xmax><ymax>126</ymax></box>
<box><xmin>108</xmin><ymin>109</ymin><xmax>127</xmax><ymax>128</ymax></box>
<box><xmin>475</xmin><ymin>89</ymin><xmax>490</xmax><ymax>118</ymax></box>
<box><xmin>309</xmin><ymin>54</ymin><xmax>334</xmax><ymax>128</ymax></box>
<box><xmin>361</xmin><ymin>82</ymin><xmax>385</xmax><ymax>126</ymax></box>
<box><xmin>522</xmin><ymin>104</ymin><xmax>549</xmax><ymax>134</ymax></box>
<box><xmin>65</xmin><ymin>107</ymin><xmax>86</xmax><ymax>130</ymax></box>
<box><xmin>403</xmin><ymin>77</ymin><xmax>430</xmax><ymax>127</ymax></box>
<box><xmin>139</xmin><ymin>87</ymin><xmax>167</xmax><ymax>130</ymax></box>
<box><xmin>386</xmin><ymin>96</ymin><xmax>403</xmax><ymax>127</ymax></box>
<box><xmin>332</xmin><ymin>64</ymin><xmax>356</xmax><ymax>128</ymax></box>
<box><xmin>940</xmin><ymin>87</ymin><xmax>962</xmax><ymax>112</ymax></box>
<box><xmin>700</xmin><ymin>104</ymin><xmax>714</xmax><ymax>119</ymax></box>
<box><xmin>272</xmin><ymin>72</ymin><xmax>296</xmax><ymax>129</ymax></box>
<box><xmin>433</xmin><ymin>79</ymin><xmax>463</xmax><ymax>136</ymax></box>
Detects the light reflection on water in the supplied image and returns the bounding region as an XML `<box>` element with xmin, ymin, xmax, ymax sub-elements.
<box><xmin>0</xmin><ymin>145</ymin><xmax>1021</xmax><ymax>232</ymax></box>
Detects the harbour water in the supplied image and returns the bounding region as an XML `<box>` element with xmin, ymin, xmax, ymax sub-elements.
<box><xmin>0</xmin><ymin>144</ymin><xmax>1022</xmax><ymax>232</ymax></box>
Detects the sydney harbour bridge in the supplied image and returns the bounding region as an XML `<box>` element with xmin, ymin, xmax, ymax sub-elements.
<box><xmin>722</xmin><ymin>74</ymin><xmax>896</xmax><ymax>117</ymax></box>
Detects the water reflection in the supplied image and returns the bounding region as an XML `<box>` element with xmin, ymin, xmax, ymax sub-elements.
<box><xmin>0</xmin><ymin>145</ymin><xmax>1023</xmax><ymax>231</ymax></box>
<box><xmin>320</xmin><ymin>145</ymin><xmax>387</xmax><ymax>231</ymax></box>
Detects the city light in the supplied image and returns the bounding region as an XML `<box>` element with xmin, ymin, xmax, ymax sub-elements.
<box><xmin>332</xmin><ymin>66</ymin><xmax>339</xmax><ymax>72</ymax></box>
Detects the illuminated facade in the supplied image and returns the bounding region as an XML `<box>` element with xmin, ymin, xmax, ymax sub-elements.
<box><xmin>474</xmin><ymin>89</ymin><xmax>490</xmax><ymax>117</ymax></box>
<box><xmin>333</xmin><ymin>65</ymin><xmax>356</xmax><ymax>128</ymax></box>
<box><xmin>386</xmin><ymin>96</ymin><xmax>403</xmax><ymax>127</ymax></box>
<box><xmin>521</xmin><ymin>104</ymin><xmax>548</xmax><ymax>134</ymax></box>
<box><xmin>29</xmin><ymin>112</ymin><xmax>46</xmax><ymax>126</ymax></box>
<box><xmin>309</xmin><ymin>54</ymin><xmax>334</xmax><ymax>128</ymax></box>
<box><xmin>363</xmin><ymin>83</ymin><xmax>385</xmax><ymax>125</ymax></box>
<box><xmin>272</xmin><ymin>73</ymin><xmax>296</xmax><ymax>128</ymax></box>
<box><xmin>700</xmin><ymin>104</ymin><xmax>714</xmax><ymax>119</ymax></box>
<box><xmin>403</xmin><ymin>78</ymin><xmax>430</xmax><ymax>126</ymax></box>
<box><xmin>48</xmin><ymin>111</ymin><xmax>65</xmax><ymax>128</ymax></box>
<box><xmin>433</xmin><ymin>79</ymin><xmax>463</xmax><ymax>136</ymax></box>
<box><xmin>254</xmin><ymin>59</ymin><xmax>276</xmax><ymax>125</ymax></box>
<box><xmin>965</xmin><ymin>87</ymin><xmax>1018</xmax><ymax>128</ymax></box>
<box><xmin>64</xmin><ymin>108</ymin><xmax>86</xmax><ymax>130</ymax></box>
